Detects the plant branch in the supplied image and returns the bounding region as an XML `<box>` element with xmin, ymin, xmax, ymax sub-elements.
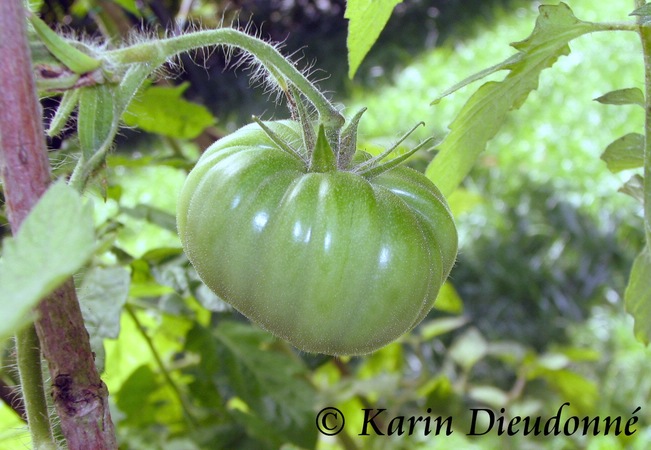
<box><xmin>14</xmin><ymin>326</ymin><xmax>57</xmax><ymax>450</ymax></box>
<box><xmin>34</xmin><ymin>280</ymin><xmax>118</xmax><ymax>449</ymax></box>
<box><xmin>0</xmin><ymin>1</ymin><xmax>117</xmax><ymax>448</ymax></box>
<box><xmin>105</xmin><ymin>28</ymin><xmax>345</xmax><ymax>130</ymax></box>
<box><xmin>125</xmin><ymin>304</ymin><xmax>198</xmax><ymax>428</ymax></box>
<box><xmin>0</xmin><ymin>2</ymin><xmax>58</xmax><ymax>448</ymax></box>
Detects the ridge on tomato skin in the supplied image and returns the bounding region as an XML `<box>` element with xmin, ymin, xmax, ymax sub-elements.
<box><xmin>177</xmin><ymin>119</ymin><xmax>458</xmax><ymax>356</ymax></box>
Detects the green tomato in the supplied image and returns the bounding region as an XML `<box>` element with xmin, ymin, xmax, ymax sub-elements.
<box><xmin>177</xmin><ymin>120</ymin><xmax>457</xmax><ymax>355</ymax></box>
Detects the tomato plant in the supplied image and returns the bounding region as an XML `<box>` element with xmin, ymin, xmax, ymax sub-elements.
<box><xmin>177</xmin><ymin>119</ymin><xmax>457</xmax><ymax>355</ymax></box>
<box><xmin>3</xmin><ymin>0</ymin><xmax>651</xmax><ymax>448</ymax></box>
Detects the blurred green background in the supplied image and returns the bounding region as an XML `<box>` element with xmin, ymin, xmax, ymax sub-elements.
<box><xmin>1</xmin><ymin>0</ymin><xmax>650</xmax><ymax>449</ymax></box>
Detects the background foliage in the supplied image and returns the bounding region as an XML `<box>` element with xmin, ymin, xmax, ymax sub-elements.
<box><xmin>1</xmin><ymin>0</ymin><xmax>650</xmax><ymax>449</ymax></box>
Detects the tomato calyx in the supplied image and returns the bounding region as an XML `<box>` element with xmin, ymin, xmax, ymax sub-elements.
<box><xmin>309</xmin><ymin>125</ymin><xmax>338</xmax><ymax>172</ymax></box>
<box><xmin>254</xmin><ymin>87</ymin><xmax>436</xmax><ymax>179</ymax></box>
<box><xmin>354</xmin><ymin>122</ymin><xmax>434</xmax><ymax>179</ymax></box>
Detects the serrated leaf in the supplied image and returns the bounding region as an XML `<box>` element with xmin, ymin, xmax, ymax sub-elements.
<box><xmin>426</xmin><ymin>3</ymin><xmax>601</xmax><ymax>196</ymax></box>
<box><xmin>123</xmin><ymin>83</ymin><xmax>215</xmax><ymax>139</ymax></box>
<box><xmin>625</xmin><ymin>245</ymin><xmax>651</xmax><ymax>345</ymax></box>
<box><xmin>618</xmin><ymin>174</ymin><xmax>645</xmax><ymax>203</ymax></box>
<box><xmin>600</xmin><ymin>133</ymin><xmax>644</xmax><ymax>173</ymax></box>
<box><xmin>0</xmin><ymin>181</ymin><xmax>95</xmax><ymax>340</ymax></box>
<box><xmin>631</xmin><ymin>3</ymin><xmax>651</xmax><ymax>19</ymax></box>
<box><xmin>594</xmin><ymin>87</ymin><xmax>644</xmax><ymax>107</ymax></box>
<box><xmin>345</xmin><ymin>0</ymin><xmax>402</xmax><ymax>79</ymax></box>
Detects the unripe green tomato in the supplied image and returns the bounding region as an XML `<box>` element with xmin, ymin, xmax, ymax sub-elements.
<box><xmin>177</xmin><ymin>120</ymin><xmax>457</xmax><ymax>355</ymax></box>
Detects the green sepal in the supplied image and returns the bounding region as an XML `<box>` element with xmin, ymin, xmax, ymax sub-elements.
<box><xmin>253</xmin><ymin>116</ymin><xmax>306</xmax><ymax>164</ymax></box>
<box><xmin>289</xmin><ymin>84</ymin><xmax>316</xmax><ymax>156</ymax></box>
<box><xmin>47</xmin><ymin>89</ymin><xmax>80</xmax><ymax>137</ymax></box>
<box><xmin>78</xmin><ymin>84</ymin><xmax>115</xmax><ymax>161</ymax></box>
<box><xmin>358</xmin><ymin>137</ymin><xmax>434</xmax><ymax>179</ymax></box>
<box><xmin>29</xmin><ymin>13</ymin><xmax>101</xmax><ymax>74</ymax></box>
<box><xmin>29</xmin><ymin>34</ymin><xmax>82</xmax><ymax>94</ymax></box>
<box><xmin>309</xmin><ymin>125</ymin><xmax>337</xmax><ymax>173</ymax></box>
<box><xmin>339</xmin><ymin>107</ymin><xmax>367</xmax><ymax>169</ymax></box>
<box><xmin>355</xmin><ymin>121</ymin><xmax>427</xmax><ymax>176</ymax></box>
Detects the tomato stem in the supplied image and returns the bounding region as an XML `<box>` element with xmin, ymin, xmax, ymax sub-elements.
<box><xmin>105</xmin><ymin>28</ymin><xmax>345</xmax><ymax>131</ymax></box>
<box><xmin>1</xmin><ymin>3</ymin><xmax>118</xmax><ymax>446</ymax></box>
<box><xmin>14</xmin><ymin>325</ymin><xmax>57</xmax><ymax>450</ymax></box>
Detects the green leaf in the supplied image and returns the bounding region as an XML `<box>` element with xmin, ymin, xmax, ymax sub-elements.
<box><xmin>121</xmin><ymin>204</ymin><xmax>178</xmax><ymax>233</ymax></box>
<box><xmin>432</xmin><ymin>281</ymin><xmax>464</xmax><ymax>314</ymax></box>
<box><xmin>345</xmin><ymin>0</ymin><xmax>402</xmax><ymax>79</ymax></box>
<box><xmin>541</xmin><ymin>369</ymin><xmax>597</xmax><ymax>413</ymax></box>
<box><xmin>618</xmin><ymin>174</ymin><xmax>645</xmax><ymax>203</ymax></box>
<box><xmin>0</xmin><ymin>181</ymin><xmax>95</xmax><ymax>340</ymax></box>
<box><xmin>115</xmin><ymin>365</ymin><xmax>160</xmax><ymax>426</ymax></box>
<box><xmin>625</xmin><ymin>245</ymin><xmax>651</xmax><ymax>345</ymax></box>
<box><xmin>446</xmin><ymin>188</ymin><xmax>484</xmax><ymax>217</ymax></box>
<box><xmin>24</xmin><ymin>0</ymin><xmax>44</xmax><ymax>13</ymax></box>
<box><xmin>426</xmin><ymin>3</ymin><xmax>601</xmax><ymax>196</ymax></box>
<box><xmin>449</xmin><ymin>327</ymin><xmax>487</xmax><ymax>371</ymax></box>
<box><xmin>468</xmin><ymin>386</ymin><xmax>509</xmax><ymax>409</ymax></box>
<box><xmin>113</xmin><ymin>0</ymin><xmax>140</xmax><ymax>16</ymax></box>
<box><xmin>419</xmin><ymin>315</ymin><xmax>469</xmax><ymax>341</ymax></box>
<box><xmin>185</xmin><ymin>322</ymin><xmax>318</xmax><ymax>449</ymax></box>
<box><xmin>79</xmin><ymin>266</ymin><xmax>130</xmax><ymax>340</ymax></box>
<box><xmin>594</xmin><ymin>87</ymin><xmax>645</xmax><ymax>108</ymax></box>
<box><xmin>600</xmin><ymin>133</ymin><xmax>644</xmax><ymax>173</ymax></box>
<box><xmin>630</xmin><ymin>3</ymin><xmax>651</xmax><ymax>20</ymax></box>
<box><xmin>123</xmin><ymin>83</ymin><xmax>215</xmax><ymax>139</ymax></box>
<box><xmin>78</xmin><ymin>266</ymin><xmax>130</xmax><ymax>371</ymax></box>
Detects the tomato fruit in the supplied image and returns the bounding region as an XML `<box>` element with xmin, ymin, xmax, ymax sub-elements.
<box><xmin>177</xmin><ymin>119</ymin><xmax>457</xmax><ymax>355</ymax></box>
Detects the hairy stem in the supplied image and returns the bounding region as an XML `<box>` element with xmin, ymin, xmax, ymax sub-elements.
<box><xmin>0</xmin><ymin>1</ymin><xmax>117</xmax><ymax>448</ymax></box>
<box><xmin>14</xmin><ymin>326</ymin><xmax>56</xmax><ymax>450</ymax></box>
<box><xmin>636</xmin><ymin>0</ymin><xmax>651</xmax><ymax>245</ymax></box>
<box><xmin>0</xmin><ymin>1</ymin><xmax>57</xmax><ymax>448</ymax></box>
<box><xmin>35</xmin><ymin>280</ymin><xmax>117</xmax><ymax>449</ymax></box>
<box><xmin>105</xmin><ymin>28</ymin><xmax>345</xmax><ymax>129</ymax></box>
